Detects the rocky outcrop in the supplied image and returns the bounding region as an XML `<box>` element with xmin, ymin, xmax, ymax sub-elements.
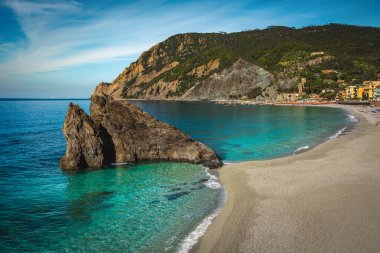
<box><xmin>183</xmin><ymin>59</ymin><xmax>280</xmax><ymax>100</ymax></box>
<box><xmin>60</xmin><ymin>95</ymin><xmax>223</xmax><ymax>170</ymax></box>
<box><xmin>60</xmin><ymin>103</ymin><xmax>107</xmax><ymax>169</ymax></box>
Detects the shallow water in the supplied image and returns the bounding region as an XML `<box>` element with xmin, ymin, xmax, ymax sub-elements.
<box><xmin>0</xmin><ymin>99</ymin><xmax>352</xmax><ymax>252</ymax></box>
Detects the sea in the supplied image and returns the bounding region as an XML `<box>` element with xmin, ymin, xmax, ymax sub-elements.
<box><xmin>0</xmin><ymin>99</ymin><xmax>355</xmax><ymax>252</ymax></box>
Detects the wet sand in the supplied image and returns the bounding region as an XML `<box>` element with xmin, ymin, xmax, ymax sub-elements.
<box><xmin>193</xmin><ymin>106</ymin><xmax>380</xmax><ymax>253</ymax></box>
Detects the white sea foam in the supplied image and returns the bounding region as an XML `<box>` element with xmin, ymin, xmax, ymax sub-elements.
<box><xmin>329</xmin><ymin>127</ymin><xmax>347</xmax><ymax>140</ymax></box>
<box><xmin>177</xmin><ymin>190</ymin><xmax>226</xmax><ymax>253</ymax></box>
<box><xmin>294</xmin><ymin>145</ymin><xmax>310</xmax><ymax>154</ymax></box>
<box><xmin>347</xmin><ymin>114</ymin><xmax>358</xmax><ymax>123</ymax></box>
<box><xmin>203</xmin><ymin>167</ymin><xmax>222</xmax><ymax>189</ymax></box>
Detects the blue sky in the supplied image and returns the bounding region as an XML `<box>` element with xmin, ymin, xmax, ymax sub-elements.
<box><xmin>0</xmin><ymin>0</ymin><xmax>379</xmax><ymax>98</ymax></box>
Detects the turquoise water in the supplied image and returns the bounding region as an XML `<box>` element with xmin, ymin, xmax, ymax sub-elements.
<box><xmin>0</xmin><ymin>99</ymin><xmax>353</xmax><ymax>252</ymax></box>
<box><xmin>130</xmin><ymin>101</ymin><xmax>353</xmax><ymax>162</ymax></box>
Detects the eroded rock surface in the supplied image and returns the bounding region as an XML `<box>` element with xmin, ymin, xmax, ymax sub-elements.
<box><xmin>60</xmin><ymin>103</ymin><xmax>106</xmax><ymax>169</ymax></box>
<box><xmin>183</xmin><ymin>59</ymin><xmax>278</xmax><ymax>100</ymax></box>
<box><xmin>60</xmin><ymin>96</ymin><xmax>223</xmax><ymax>170</ymax></box>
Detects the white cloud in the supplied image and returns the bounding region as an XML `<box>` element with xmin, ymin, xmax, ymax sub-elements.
<box><xmin>0</xmin><ymin>0</ymin><xmax>323</xmax><ymax>97</ymax></box>
<box><xmin>0</xmin><ymin>1</ymin><xmax>156</xmax><ymax>76</ymax></box>
<box><xmin>0</xmin><ymin>0</ymin><xmax>243</xmax><ymax>77</ymax></box>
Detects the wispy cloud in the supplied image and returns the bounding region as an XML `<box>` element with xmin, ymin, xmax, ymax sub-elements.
<box><xmin>0</xmin><ymin>1</ymin><xmax>153</xmax><ymax>75</ymax></box>
<box><xmin>2</xmin><ymin>0</ymin><xmax>375</xmax><ymax>97</ymax></box>
<box><xmin>0</xmin><ymin>0</ymin><xmax>255</xmax><ymax>77</ymax></box>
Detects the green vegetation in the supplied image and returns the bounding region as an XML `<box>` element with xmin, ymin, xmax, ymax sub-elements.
<box><xmin>247</xmin><ymin>87</ymin><xmax>263</xmax><ymax>99</ymax></box>
<box><xmin>122</xmin><ymin>24</ymin><xmax>380</xmax><ymax>97</ymax></box>
<box><xmin>320</xmin><ymin>91</ymin><xmax>336</xmax><ymax>100</ymax></box>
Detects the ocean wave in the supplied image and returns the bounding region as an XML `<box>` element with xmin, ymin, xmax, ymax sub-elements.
<box><xmin>294</xmin><ymin>145</ymin><xmax>310</xmax><ymax>154</ymax></box>
<box><xmin>203</xmin><ymin>167</ymin><xmax>222</xmax><ymax>189</ymax></box>
<box><xmin>177</xmin><ymin>190</ymin><xmax>226</xmax><ymax>253</ymax></box>
<box><xmin>329</xmin><ymin>127</ymin><xmax>347</xmax><ymax>140</ymax></box>
<box><xmin>347</xmin><ymin>114</ymin><xmax>358</xmax><ymax>123</ymax></box>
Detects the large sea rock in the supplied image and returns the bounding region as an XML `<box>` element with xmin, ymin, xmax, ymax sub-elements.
<box><xmin>60</xmin><ymin>95</ymin><xmax>223</xmax><ymax>170</ymax></box>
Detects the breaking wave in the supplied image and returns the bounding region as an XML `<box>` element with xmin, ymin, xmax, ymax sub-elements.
<box><xmin>329</xmin><ymin>127</ymin><xmax>347</xmax><ymax>140</ymax></box>
<box><xmin>203</xmin><ymin>167</ymin><xmax>222</xmax><ymax>190</ymax></box>
<box><xmin>177</xmin><ymin>187</ymin><xmax>226</xmax><ymax>253</ymax></box>
<box><xmin>294</xmin><ymin>145</ymin><xmax>310</xmax><ymax>154</ymax></box>
<box><xmin>347</xmin><ymin>114</ymin><xmax>358</xmax><ymax>123</ymax></box>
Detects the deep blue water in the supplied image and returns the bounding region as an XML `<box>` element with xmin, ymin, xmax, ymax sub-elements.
<box><xmin>0</xmin><ymin>99</ymin><xmax>353</xmax><ymax>252</ymax></box>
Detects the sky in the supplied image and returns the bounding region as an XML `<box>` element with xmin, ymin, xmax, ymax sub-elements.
<box><xmin>0</xmin><ymin>0</ymin><xmax>379</xmax><ymax>98</ymax></box>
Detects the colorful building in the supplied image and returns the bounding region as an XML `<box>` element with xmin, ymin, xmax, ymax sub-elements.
<box><xmin>375</xmin><ymin>84</ymin><xmax>380</xmax><ymax>101</ymax></box>
<box><xmin>276</xmin><ymin>93</ymin><xmax>299</xmax><ymax>102</ymax></box>
<box><xmin>345</xmin><ymin>81</ymin><xmax>380</xmax><ymax>100</ymax></box>
<box><xmin>310</xmin><ymin>51</ymin><xmax>325</xmax><ymax>57</ymax></box>
<box><xmin>345</xmin><ymin>85</ymin><xmax>363</xmax><ymax>100</ymax></box>
<box><xmin>363</xmin><ymin>81</ymin><xmax>380</xmax><ymax>100</ymax></box>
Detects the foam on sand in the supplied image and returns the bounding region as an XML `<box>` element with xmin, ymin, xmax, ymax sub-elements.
<box><xmin>347</xmin><ymin>114</ymin><xmax>358</xmax><ymax>123</ymax></box>
<box><xmin>294</xmin><ymin>145</ymin><xmax>310</xmax><ymax>154</ymax></box>
<box><xmin>178</xmin><ymin>189</ymin><xmax>226</xmax><ymax>253</ymax></box>
<box><xmin>203</xmin><ymin>167</ymin><xmax>222</xmax><ymax>189</ymax></box>
<box><xmin>329</xmin><ymin>127</ymin><xmax>347</xmax><ymax>140</ymax></box>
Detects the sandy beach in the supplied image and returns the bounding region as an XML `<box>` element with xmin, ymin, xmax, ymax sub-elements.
<box><xmin>193</xmin><ymin>106</ymin><xmax>380</xmax><ymax>253</ymax></box>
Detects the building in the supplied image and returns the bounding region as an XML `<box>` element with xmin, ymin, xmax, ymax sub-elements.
<box><xmin>356</xmin><ymin>87</ymin><xmax>364</xmax><ymax>99</ymax></box>
<box><xmin>337</xmin><ymin>90</ymin><xmax>346</xmax><ymax>100</ymax></box>
<box><xmin>374</xmin><ymin>84</ymin><xmax>380</xmax><ymax>101</ymax></box>
<box><xmin>321</xmin><ymin>69</ymin><xmax>338</xmax><ymax>75</ymax></box>
<box><xmin>344</xmin><ymin>81</ymin><xmax>380</xmax><ymax>101</ymax></box>
<box><xmin>345</xmin><ymin>85</ymin><xmax>356</xmax><ymax>100</ymax></box>
<box><xmin>345</xmin><ymin>85</ymin><xmax>363</xmax><ymax>100</ymax></box>
<box><xmin>321</xmin><ymin>89</ymin><xmax>335</xmax><ymax>93</ymax></box>
<box><xmin>298</xmin><ymin>78</ymin><xmax>306</xmax><ymax>95</ymax></box>
<box><xmin>362</xmin><ymin>81</ymin><xmax>380</xmax><ymax>100</ymax></box>
<box><xmin>337</xmin><ymin>79</ymin><xmax>345</xmax><ymax>84</ymax></box>
<box><xmin>310</xmin><ymin>51</ymin><xmax>325</xmax><ymax>57</ymax></box>
<box><xmin>276</xmin><ymin>93</ymin><xmax>298</xmax><ymax>102</ymax></box>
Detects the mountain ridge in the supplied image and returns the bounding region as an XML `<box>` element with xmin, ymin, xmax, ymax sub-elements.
<box><xmin>94</xmin><ymin>24</ymin><xmax>380</xmax><ymax>101</ymax></box>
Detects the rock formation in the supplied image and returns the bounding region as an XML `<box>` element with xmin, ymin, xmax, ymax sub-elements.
<box><xmin>60</xmin><ymin>103</ymin><xmax>107</xmax><ymax>169</ymax></box>
<box><xmin>60</xmin><ymin>95</ymin><xmax>223</xmax><ymax>170</ymax></box>
<box><xmin>183</xmin><ymin>59</ymin><xmax>278</xmax><ymax>100</ymax></box>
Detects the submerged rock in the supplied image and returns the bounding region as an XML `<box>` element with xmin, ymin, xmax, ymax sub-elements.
<box><xmin>60</xmin><ymin>95</ymin><xmax>223</xmax><ymax>170</ymax></box>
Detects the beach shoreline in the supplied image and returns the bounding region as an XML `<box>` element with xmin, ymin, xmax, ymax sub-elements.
<box><xmin>191</xmin><ymin>105</ymin><xmax>380</xmax><ymax>253</ymax></box>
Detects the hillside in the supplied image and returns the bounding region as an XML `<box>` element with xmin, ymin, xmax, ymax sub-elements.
<box><xmin>94</xmin><ymin>24</ymin><xmax>380</xmax><ymax>101</ymax></box>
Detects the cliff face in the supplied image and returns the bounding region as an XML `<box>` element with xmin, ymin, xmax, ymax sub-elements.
<box><xmin>94</xmin><ymin>24</ymin><xmax>380</xmax><ymax>100</ymax></box>
<box><xmin>183</xmin><ymin>59</ymin><xmax>278</xmax><ymax>100</ymax></box>
<box><xmin>60</xmin><ymin>95</ymin><xmax>223</xmax><ymax>170</ymax></box>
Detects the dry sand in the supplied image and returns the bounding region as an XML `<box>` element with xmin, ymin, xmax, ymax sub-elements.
<box><xmin>193</xmin><ymin>106</ymin><xmax>380</xmax><ymax>253</ymax></box>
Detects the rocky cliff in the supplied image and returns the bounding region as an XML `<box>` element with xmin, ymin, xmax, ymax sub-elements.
<box><xmin>60</xmin><ymin>95</ymin><xmax>223</xmax><ymax>170</ymax></box>
<box><xmin>183</xmin><ymin>59</ymin><xmax>294</xmax><ymax>101</ymax></box>
<box><xmin>93</xmin><ymin>24</ymin><xmax>380</xmax><ymax>100</ymax></box>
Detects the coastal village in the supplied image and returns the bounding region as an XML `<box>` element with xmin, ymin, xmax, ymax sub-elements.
<box><xmin>278</xmin><ymin>78</ymin><xmax>380</xmax><ymax>104</ymax></box>
<box><xmin>344</xmin><ymin>80</ymin><xmax>380</xmax><ymax>101</ymax></box>
<box><xmin>273</xmin><ymin>51</ymin><xmax>380</xmax><ymax>106</ymax></box>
